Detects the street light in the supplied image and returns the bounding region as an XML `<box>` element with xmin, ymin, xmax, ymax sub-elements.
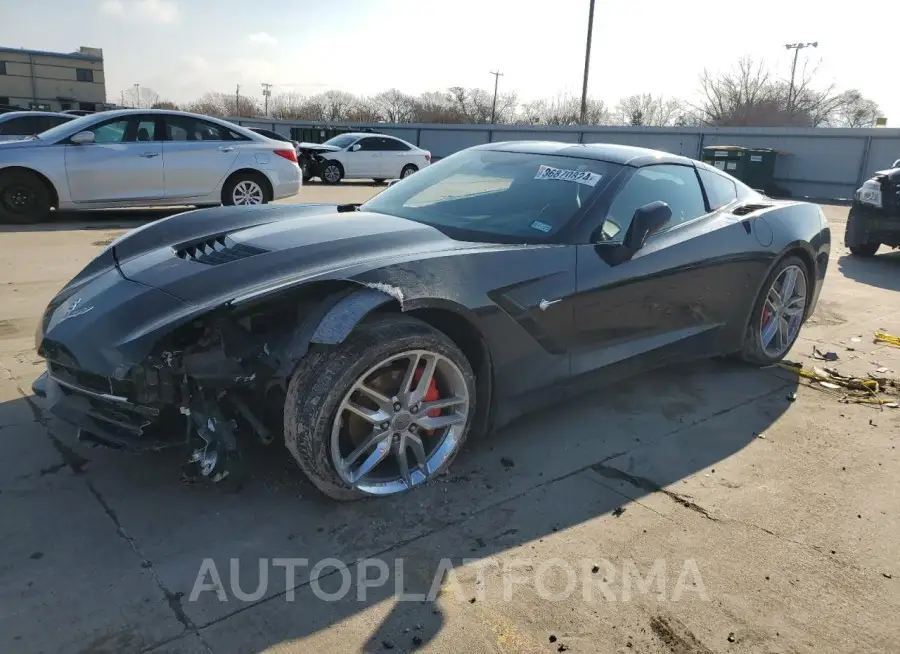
<box><xmin>784</xmin><ymin>42</ymin><xmax>817</xmax><ymax>113</ymax></box>
<box><xmin>579</xmin><ymin>0</ymin><xmax>596</xmax><ymax>124</ymax></box>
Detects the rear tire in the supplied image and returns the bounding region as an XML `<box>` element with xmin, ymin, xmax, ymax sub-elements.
<box><xmin>221</xmin><ymin>172</ymin><xmax>269</xmax><ymax>206</ymax></box>
<box><xmin>400</xmin><ymin>164</ymin><xmax>418</xmax><ymax>179</ymax></box>
<box><xmin>373</xmin><ymin>178</ymin><xmax>385</xmax><ymax>185</ymax></box>
<box><xmin>283</xmin><ymin>314</ymin><xmax>476</xmax><ymax>501</ymax></box>
<box><xmin>739</xmin><ymin>255</ymin><xmax>810</xmax><ymax>366</ymax></box>
<box><xmin>0</xmin><ymin>170</ymin><xmax>52</xmax><ymax>224</ymax></box>
<box><xmin>321</xmin><ymin>161</ymin><xmax>343</xmax><ymax>185</ymax></box>
<box><xmin>848</xmin><ymin>243</ymin><xmax>879</xmax><ymax>257</ymax></box>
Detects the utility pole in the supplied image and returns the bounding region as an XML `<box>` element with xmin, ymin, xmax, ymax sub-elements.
<box><xmin>235</xmin><ymin>84</ymin><xmax>241</xmax><ymax>117</ymax></box>
<box><xmin>261</xmin><ymin>82</ymin><xmax>273</xmax><ymax>116</ymax></box>
<box><xmin>133</xmin><ymin>83</ymin><xmax>140</xmax><ymax>108</ymax></box>
<box><xmin>489</xmin><ymin>70</ymin><xmax>503</xmax><ymax>123</ymax></box>
<box><xmin>579</xmin><ymin>0</ymin><xmax>596</xmax><ymax>124</ymax></box>
<box><xmin>784</xmin><ymin>41</ymin><xmax>817</xmax><ymax>114</ymax></box>
<box><xmin>120</xmin><ymin>89</ymin><xmax>125</xmax><ymax>107</ymax></box>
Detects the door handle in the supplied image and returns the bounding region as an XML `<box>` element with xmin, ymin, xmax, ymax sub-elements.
<box><xmin>139</xmin><ymin>152</ymin><xmax>159</xmax><ymax>158</ymax></box>
<box><xmin>218</xmin><ymin>146</ymin><xmax>235</xmax><ymax>152</ymax></box>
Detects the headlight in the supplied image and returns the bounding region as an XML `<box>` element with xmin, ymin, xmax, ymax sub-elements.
<box><xmin>857</xmin><ymin>179</ymin><xmax>882</xmax><ymax>207</ymax></box>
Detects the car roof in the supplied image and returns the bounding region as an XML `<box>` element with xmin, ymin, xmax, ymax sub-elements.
<box><xmin>474</xmin><ymin>141</ymin><xmax>695</xmax><ymax>167</ymax></box>
<box><xmin>0</xmin><ymin>110</ymin><xmax>74</xmax><ymax>120</ymax></box>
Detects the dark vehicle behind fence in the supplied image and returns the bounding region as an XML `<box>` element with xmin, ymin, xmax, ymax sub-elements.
<box><xmin>845</xmin><ymin>159</ymin><xmax>900</xmax><ymax>256</ymax></box>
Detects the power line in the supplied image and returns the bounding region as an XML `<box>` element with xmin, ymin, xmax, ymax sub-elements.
<box><xmin>489</xmin><ymin>70</ymin><xmax>503</xmax><ymax>124</ymax></box>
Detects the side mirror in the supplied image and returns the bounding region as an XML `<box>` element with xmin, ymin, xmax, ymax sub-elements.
<box><xmin>70</xmin><ymin>131</ymin><xmax>95</xmax><ymax>145</ymax></box>
<box><xmin>350</xmin><ymin>143</ymin><xmax>362</xmax><ymax>152</ymax></box>
<box><xmin>892</xmin><ymin>159</ymin><xmax>900</xmax><ymax>169</ymax></box>
<box><xmin>623</xmin><ymin>201</ymin><xmax>671</xmax><ymax>252</ymax></box>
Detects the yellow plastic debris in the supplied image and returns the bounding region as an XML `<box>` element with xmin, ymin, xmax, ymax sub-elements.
<box><xmin>874</xmin><ymin>332</ymin><xmax>900</xmax><ymax>348</ymax></box>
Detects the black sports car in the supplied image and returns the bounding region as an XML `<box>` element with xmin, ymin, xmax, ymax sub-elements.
<box><xmin>32</xmin><ymin>142</ymin><xmax>830</xmax><ymax>500</ymax></box>
<box><xmin>844</xmin><ymin>158</ymin><xmax>900</xmax><ymax>256</ymax></box>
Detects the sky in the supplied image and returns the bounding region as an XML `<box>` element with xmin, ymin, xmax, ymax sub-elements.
<box><xmin>1</xmin><ymin>0</ymin><xmax>898</xmax><ymax>121</ymax></box>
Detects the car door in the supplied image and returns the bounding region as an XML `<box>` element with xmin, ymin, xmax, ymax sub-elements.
<box><xmin>161</xmin><ymin>115</ymin><xmax>241</xmax><ymax>198</ymax></box>
<box><xmin>348</xmin><ymin>137</ymin><xmax>387</xmax><ymax>178</ymax></box>
<box><xmin>64</xmin><ymin>115</ymin><xmax>165</xmax><ymax>203</ymax></box>
<box><xmin>571</xmin><ymin>163</ymin><xmax>758</xmax><ymax>380</ymax></box>
<box><xmin>384</xmin><ymin>137</ymin><xmax>422</xmax><ymax>179</ymax></box>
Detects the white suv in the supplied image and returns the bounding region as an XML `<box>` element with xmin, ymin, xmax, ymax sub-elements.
<box><xmin>311</xmin><ymin>133</ymin><xmax>431</xmax><ymax>184</ymax></box>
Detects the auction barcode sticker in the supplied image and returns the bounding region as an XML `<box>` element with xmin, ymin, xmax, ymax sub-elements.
<box><xmin>534</xmin><ymin>165</ymin><xmax>602</xmax><ymax>187</ymax></box>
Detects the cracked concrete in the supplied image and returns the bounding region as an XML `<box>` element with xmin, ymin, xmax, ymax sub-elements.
<box><xmin>0</xmin><ymin>193</ymin><xmax>898</xmax><ymax>653</ymax></box>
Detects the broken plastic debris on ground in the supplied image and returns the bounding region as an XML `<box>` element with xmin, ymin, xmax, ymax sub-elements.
<box><xmin>874</xmin><ymin>331</ymin><xmax>900</xmax><ymax>349</ymax></box>
<box><xmin>777</xmin><ymin>356</ymin><xmax>900</xmax><ymax>408</ymax></box>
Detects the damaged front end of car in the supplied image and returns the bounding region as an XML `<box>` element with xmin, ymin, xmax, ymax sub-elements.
<box><xmin>33</xmin><ymin>273</ymin><xmax>400</xmax><ymax>485</ymax></box>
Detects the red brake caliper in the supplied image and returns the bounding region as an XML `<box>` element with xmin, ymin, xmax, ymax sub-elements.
<box><xmin>412</xmin><ymin>367</ymin><xmax>441</xmax><ymax>433</ymax></box>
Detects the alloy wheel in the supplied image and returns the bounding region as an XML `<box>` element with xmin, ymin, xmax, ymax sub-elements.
<box><xmin>759</xmin><ymin>264</ymin><xmax>807</xmax><ymax>357</ymax></box>
<box><xmin>323</xmin><ymin>165</ymin><xmax>341</xmax><ymax>183</ymax></box>
<box><xmin>232</xmin><ymin>180</ymin><xmax>264</xmax><ymax>205</ymax></box>
<box><xmin>402</xmin><ymin>167</ymin><xmax>416</xmax><ymax>178</ymax></box>
<box><xmin>330</xmin><ymin>349</ymin><xmax>470</xmax><ymax>495</ymax></box>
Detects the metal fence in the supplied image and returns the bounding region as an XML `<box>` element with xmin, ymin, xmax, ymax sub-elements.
<box><xmin>229</xmin><ymin>116</ymin><xmax>900</xmax><ymax>200</ymax></box>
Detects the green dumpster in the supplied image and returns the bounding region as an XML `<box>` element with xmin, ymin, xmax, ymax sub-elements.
<box><xmin>290</xmin><ymin>125</ymin><xmax>354</xmax><ymax>143</ymax></box>
<box><xmin>700</xmin><ymin>145</ymin><xmax>788</xmax><ymax>196</ymax></box>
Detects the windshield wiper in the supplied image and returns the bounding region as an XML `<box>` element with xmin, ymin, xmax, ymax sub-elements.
<box><xmin>337</xmin><ymin>203</ymin><xmax>360</xmax><ymax>212</ymax></box>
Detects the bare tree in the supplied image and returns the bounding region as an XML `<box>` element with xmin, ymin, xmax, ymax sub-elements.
<box><xmin>411</xmin><ymin>91</ymin><xmax>464</xmax><ymax>123</ymax></box>
<box><xmin>124</xmin><ymin>86</ymin><xmax>160</xmax><ymax>109</ymax></box>
<box><xmin>373</xmin><ymin>89</ymin><xmax>416</xmax><ymax>123</ymax></box>
<box><xmin>185</xmin><ymin>92</ymin><xmax>258</xmax><ymax>118</ymax></box>
<box><xmin>826</xmin><ymin>89</ymin><xmax>881</xmax><ymax>128</ymax></box>
<box><xmin>613</xmin><ymin>94</ymin><xmax>684</xmax><ymax>126</ymax></box>
<box><xmin>444</xmin><ymin>87</ymin><xmax>517</xmax><ymax>123</ymax></box>
<box><xmin>270</xmin><ymin>92</ymin><xmax>306</xmax><ymax>120</ymax></box>
<box><xmin>150</xmin><ymin>100</ymin><xmax>179</xmax><ymax>110</ymax></box>
<box><xmin>520</xmin><ymin>94</ymin><xmax>609</xmax><ymax>125</ymax></box>
<box><xmin>346</xmin><ymin>97</ymin><xmax>382</xmax><ymax>123</ymax></box>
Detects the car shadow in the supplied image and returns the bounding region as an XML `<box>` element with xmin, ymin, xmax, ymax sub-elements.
<box><xmin>1</xmin><ymin>359</ymin><xmax>799</xmax><ymax>652</ymax></box>
<box><xmin>837</xmin><ymin>251</ymin><xmax>900</xmax><ymax>292</ymax></box>
<box><xmin>0</xmin><ymin>207</ymin><xmax>188</xmax><ymax>233</ymax></box>
<box><xmin>303</xmin><ymin>179</ymin><xmax>389</xmax><ymax>188</ymax></box>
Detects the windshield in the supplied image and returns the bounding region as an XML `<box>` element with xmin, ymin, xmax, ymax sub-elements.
<box><xmin>360</xmin><ymin>149</ymin><xmax>620</xmax><ymax>242</ymax></box>
<box><xmin>36</xmin><ymin>113</ymin><xmax>99</xmax><ymax>142</ymax></box>
<box><xmin>322</xmin><ymin>134</ymin><xmax>358</xmax><ymax>149</ymax></box>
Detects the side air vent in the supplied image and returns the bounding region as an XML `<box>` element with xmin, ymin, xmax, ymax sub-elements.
<box><xmin>174</xmin><ymin>235</ymin><xmax>269</xmax><ymax>266</ymax></box>
<box><xmin>731</xmin><ymin>203</ymin><xmax>773</xmax><ymax>216</ymax></box>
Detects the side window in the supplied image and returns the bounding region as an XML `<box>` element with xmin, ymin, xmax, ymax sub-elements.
<box><xmin>135</xmin><ymin>119</ymin><xmax>157</xmax><ymax>142</ymax></box>
<box><xmin>1</xmin><ymin>116</ymin><xmax>44</xmax><ymax>136</ymax></box>
<box><xmin>355</xmin><ymin>137</ymin><xmax>380</xmax><ymax>151</ymax></box>
<box><xmin>698</xmin><ymin>168</ymin><xmax>737</xmax><ymax>211</ymax></box>
<box><xmin>91</xmin><ymin>119</ymin><xmax>130</xmax><ymax>143</ymax></box>
<box><xmin>598</xmin><ymin>165</ymin><xmax>707</xmax><ymax>242</ymax></box>
<box><xmin>45</xmin><ymin>116</ymin><xmax>74</xmax><ymax>130</ymax></box>
<box><xmin>76</xmin><ymin>68</ymin><xmax>94</xmax><ymax>82</ymax></box>
<box><xmin>164</xmin><ymin>116</ymin><xmax>226</xmax><ymax>141</ymax></box>
<box><xmin>385</xmin><ymin>138</ymin><xmax>410</xmax><ymax>151</ymax></box>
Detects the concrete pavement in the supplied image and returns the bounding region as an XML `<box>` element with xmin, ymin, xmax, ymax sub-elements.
<box><xmin>1</xmin><ymin>188</ymin><xmax>898</xmax><ymax>653</ymax></box>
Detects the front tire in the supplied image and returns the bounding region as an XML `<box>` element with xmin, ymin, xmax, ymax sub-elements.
<box><xmin>739</xmin><ymin>256</ymin><xmax>809</xmax><ymax>366</ymax></box>
<box><xmin>0</xmin><ymin>170</ymin><xmax>52</xmax><ymax>224</ymax></box>
<box><xmin>222</xmin><ymin>172</ymin><xmax>269</xmax><ymax>206</ymax></box>
<box><xmin>321</xmin><ymin>161</ymin><xmax>343</xmax><ymax>185</ymax></box>
<box><xmin>844</xmin><ymin>207</ymin><xmax>879</xmax><ymax>256</ymax></box>
<box><xmin>284</xmin><ymin>314</ymin><xmax>476</xmax><ymax>501</ymax></box>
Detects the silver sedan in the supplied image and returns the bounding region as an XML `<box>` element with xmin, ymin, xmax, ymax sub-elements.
<box><xmin>0</xmin><ymin>109</ymin><xmax>302</xmax><ymax>224</ymax></box>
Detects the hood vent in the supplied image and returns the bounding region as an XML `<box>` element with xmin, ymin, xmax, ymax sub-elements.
<box><xmin>731</xmin><ymin>203</ymin><xmax>773</xmax><ymax>216</ymax></box>
<box><xmin>174</xmin><ymin>235</ymin><xmax>269</xmax><ymax>266</ymax></box>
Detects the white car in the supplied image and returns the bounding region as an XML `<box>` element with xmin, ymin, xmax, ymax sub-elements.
<box><xmin>0</xmin><ymin>111</ymin><xmax>76</xmax><ymax>142</ymax></box>
<box><xmin>307</xmin><ymin>132</ymin><xmax>431</xmax><ymax>184</ymax></box>
<box><xmin>0</xmin><ymin>109</ymin><xmax>302</xmax><ymax>224</ymax></box>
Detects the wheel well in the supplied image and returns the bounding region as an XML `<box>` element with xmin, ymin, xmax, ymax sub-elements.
<box><xmin>0</xmin><ymin>166</ymin><xmax>59</xmax><ymax>208</ymax></box>
<box><xmin>405</xmin><ymin>307</ymin><xmax>494</xmax><ymax>437</ymax></box>
<box><xmin>223</xmin><ymin>169</ymin><xmax>273</xmax><ymax>201</ymax></box>
<box><xmin>402</xmin><ymin>163</ymin><xmax>418</xmax><ymax>172</ymax></box>
<box><xmin>785</xmin><ymin>247</ymin><xmax>816</xmax><ymax>295</ymax></box>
